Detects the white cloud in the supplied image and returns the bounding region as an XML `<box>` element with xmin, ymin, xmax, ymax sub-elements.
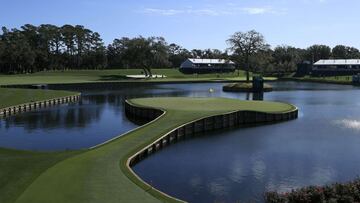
<box><xmin>138</xmin><ymin>6</ymin><xmax>287</xmax><ymax>16</ymax></box>
<box><xmin>302</xmin><ymin>0</ymin><xmax>328</xmax><ymax>4</ymax></box>
<box><xmin>189</xmin><ymin>9</ymin><xmax>220</xmax><ymax>16</ymax></box>
<box><xmin>140</xmin><ymin>8</ymin><xmax>223</xmax><ymax>16</ymax></box>
<box><xmin>241</xmin><ymin>7</ymin><xmax>273</xmax><ymax>15</ymax></box>
<box><xmin>142</xmin><ymin>8</ymin><xmax>184</xmax><ymax>16</ymax></box>
<box><xmin>242</xmin><ymin>6</ymin><xmax>287</xmax><ymax>15</ymax></box>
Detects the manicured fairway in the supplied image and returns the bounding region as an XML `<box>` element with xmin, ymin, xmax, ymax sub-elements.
<box><xmin>0</xmin><ymin>148</ymin><xmax>82</xmax><ymax>203</ymax></box>
<box><xmin>0</xmin><ymin>69</ymin><xmax>272</xmax><ymax>85</ymax></box>
<box><xmin>0</xmin><ymin>88</ymin><xmax>80</xmax><ymax>203</ymax></box>
<box><xmin>12</xmin><ymin>97</ymin><xmax>296</xmax><ymax>203</ymax></box>
<box><xmin>0</xmin><ymin>88</ymin><xmax>78</xmax><ymax>109</ymax></box>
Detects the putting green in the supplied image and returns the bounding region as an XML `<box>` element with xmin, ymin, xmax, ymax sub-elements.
<box><xmin>15</xmin><ymin>97</ymin><xmax>296</xmax><ymax>203</ymax></box>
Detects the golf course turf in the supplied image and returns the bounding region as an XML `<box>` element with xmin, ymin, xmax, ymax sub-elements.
<box><xmin>0</xmin><ymin>88</ymin><xmax>78</xmax><ymax>109</ymax></box>
<box><xmin>0</xmin><ymin>69</ymin><xmax>276</xmax><ymax>86</ymax></box>
<box><xmin>3</xmin><ymin>97</ymin><xmax>297</xmax><ymax>203</ymax></box>
<box><xmin>0</xmin><ymin>88</ymin><xmax>81</xmax><ymax>203</ymax></box>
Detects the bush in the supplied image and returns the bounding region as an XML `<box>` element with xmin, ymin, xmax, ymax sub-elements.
<box><xmin>265</xmin><ymin>179</ymin><xmax>360</xmax><ymax>203</ymax></box>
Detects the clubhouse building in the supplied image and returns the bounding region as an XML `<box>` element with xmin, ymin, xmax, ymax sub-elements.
<box><xmin>179</xmin><ymin>58</ymin><xmax>236</xmax><ymax>74</ymax></box>
<box><xmin>311</xmin><ymin>59</ymin><xmax>360</xmax><ymax>76</ymax></box>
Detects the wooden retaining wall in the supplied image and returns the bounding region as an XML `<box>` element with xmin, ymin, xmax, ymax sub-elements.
<box><xmin>0</xmin><ymin>94</ymin><xmax>81</xmax><ymax>119</ymax></box>
<box><xmin>125</xmin><ymin>101</ymin><xmax>298</xmax><ymax>167</ymax></box>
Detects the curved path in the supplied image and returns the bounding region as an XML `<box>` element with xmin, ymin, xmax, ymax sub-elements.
<box><xmin>15</xmin><ymin>97</ymin><xmax>297</xmax><ymax>203</ymax></box>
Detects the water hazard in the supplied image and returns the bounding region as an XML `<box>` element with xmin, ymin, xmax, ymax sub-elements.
<box><xmin>1</xmin><ymin>82</ymin><xmax>360</xmax><ymax>202</ymax></box>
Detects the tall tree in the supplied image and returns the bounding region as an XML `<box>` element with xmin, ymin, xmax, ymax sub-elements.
<box><xmin>332</xmin><ymin>45</ymin><xmax>360</xmax><ymax>59</ymax></box>
<box><xmin>0</xmin><ymin>24</ymin><xmax>107</xmax><ymax>73</ymax></box>
<box><xmin>38</xmin><ymin>24</ymin><xmax>63</xmax><ymax>70</ymax></box>
<box><xmin>108</xmin><ymin>36</ymin><xmax>170</xmax><ymax>76</ymax></box>
<box><xmin>1</xmin><ymin>27</ymin><xmax>35</xmax><ymax>73</ymax></box>
<box><xmin>190</xmin><ymin>49</ymin><xmax>203</xmax><ymax>58</ymax></box>
<box><xmin>168</xmin><ymin>43</ymin><xmax>191</xmax><ymax>68</ymax></box>
<box><xmin>227</xmin><ymin>30</ymin><xmax>268</xmax><ymax>81</ymax></box>
<box><xmin>107</xmin><ymin>38</ymin><xmax>127</xmax><ymax>68</ymax></box>
<box><xmin>273</xmin><ymin>45</ymin><xmax>304</xmax><ymax>73</ymax></box>
<box><xmin>305</xmin><ymin>45</ymin><xmax>331</xmax><ymax>63</ymax></box>
<box><xmin>249</xmin><ymin>49</ymin><xmax>274</xmax><ymax>74</ymax></box>
<box><xmin>84</xmin><ymin>31</ymin><xmax>107</xmax><ymax>69</ymax></box>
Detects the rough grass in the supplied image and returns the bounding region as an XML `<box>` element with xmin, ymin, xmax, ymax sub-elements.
<box><xmin>0</xmin><ymin>69</ymin><xmax>276</xmax><ymax>85</ymax></box>
<box><xmin>0</xmin><ymin>88</ymin><xmax>78</xmax><ymax>109</ymax></box>
<box><xmin>13</xmin><ymin>97</ymin><xmax>296</xmax><ymax>203</ymax></box>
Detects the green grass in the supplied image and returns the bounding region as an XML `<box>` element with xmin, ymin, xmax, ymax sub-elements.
<box><xmin>310</xmin><ymin>75</ymin><xmax>352</xmax><ymax>82</ymax></box>
<box><xmin>223</xmin><ymin>82</ymin><xmax>273</xmax><ymax>92</ymax></box>
<box><xmin>0</xmin><ymin>69</ymin><xmax>276</xmax><ymax>85</ymax></box>
<box><xmin>0</xmin><ymin>88</ymin><xmax>81</xmax><ymax>203</ymax></box>
<box><xmin>0</xmin><ymin>70</ymin><xmax>277</xmax><ymax>203</ymax></box>
<box><xmin>0</xmin><ymin>148</ymin><xmax>82</xmax><ymax>203</ymax></box>
<box><xmin>0</xmin><ymin>88</ymin><xmax>78</xmax><ymax>109</ymax></box>
<box><xmin>289</xmin><ymin>75</ymin><xmax>353</xmax><ymax>84</ymax></box>
<box><xmin>11</xmin><ymin>97</ymin><xmax>296</xmax><ymax>203</ymax></box>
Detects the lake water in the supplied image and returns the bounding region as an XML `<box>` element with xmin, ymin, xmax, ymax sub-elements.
<box><xmin>1</xmin><ymin>82</ymin><xmax>360</xmax><ymax>202</ymax></box>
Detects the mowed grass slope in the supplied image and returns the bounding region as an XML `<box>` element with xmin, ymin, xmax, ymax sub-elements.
<box><xmin>0</xmin><ymin>88</ymin><xmax>78</xmax><ymax>109</ymax></box>
<box><xmin>0</xmin><ymin>87</ymin><xmax>80</xmax><ymax>203</ymax></box>
<box><xmin>0</xmin><ymin>69</ymin><xmax>264</xmax><ymax>85</ymax></box>
<box><xmin>14</xmin><ymin>97</ymin><xmax>296</xmax><ymax>203</ymax></box>
<box><xmin>0</xmin><ymin>148</ymin><xmax>82</xmax><ymax>203</ymax></box>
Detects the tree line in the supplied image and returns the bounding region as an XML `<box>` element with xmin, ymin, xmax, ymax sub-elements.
<box><xmin>0</xmin><ymin>24</ymin><xmax>107</xmax><ymax>73</ymax></box>
<box><xmin>227</xmin><ymin>30</ymin><xmax>360</xmax><ymax>79</ymax></box>
<box><xmin>1</xmin><ymin>24</ymin><xmax>360</xmax><ymax>75</ymax></box>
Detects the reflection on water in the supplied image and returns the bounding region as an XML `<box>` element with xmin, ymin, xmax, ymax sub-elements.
<box><xmin>132</xmin><ymin>82</ymin><xmax>360</xmax><ymax>202</ymax></box>
<box><xmin>253</xmin><ymin>92</ymin><xmax>264</xmax><ymax>101</ymax></box>
<box><xmin>2</xmin><ymin>81</ymin><xmax>360</xmax><ymax>202</ymax></box>
<box><xmin>0</xmin><ymin>85</ymin><xmax>196</xmax><ymax>151</ymax></box>
<box><xmin>334</xmin><ymin>119</ymin><xmax>360</xmax><ymax>131</ymax></box>
<box><xmin>0</xmin><ymin>83</ymin><xmax>269</xmax><ymax>151</ymax></box>
<box><xmin>0</xmin><ymin>92</ymin><xmax>135</xmax><ymax>151</ymax></box>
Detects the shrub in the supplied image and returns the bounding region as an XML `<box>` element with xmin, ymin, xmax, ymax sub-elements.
<box><xmin>265</xmin><ymin>178</ymin><xmax>360</xmax><ymax>203</ymax></box>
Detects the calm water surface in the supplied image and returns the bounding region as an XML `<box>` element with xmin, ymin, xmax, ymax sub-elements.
<box><xmin>1</xmin><ymin>82</ymin><xmax>360</xmax><ymax>202</ymax></box>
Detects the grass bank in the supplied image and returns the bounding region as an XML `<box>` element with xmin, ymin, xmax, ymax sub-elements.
<box><xmin>284</xmin><ymin>75</ymin><xmax>353</xmax><ymax>85</ymax></box>
<box><xmin>0</xmin><ymin>69</ymin><xmax>276</xmax><ymax>85</ymax></box>
<box><xmin>11</xmin><ymin>97</ymin><xmax>296</xmax><ymax>203</ymax></box>
<box><xmin>0</xmin><ymin>88</ymin><xmax>78</xmax><ymax>109</ymax></box>
<box><xmin>0</xmin><ymin>148</ymin><xmax>82</xmax><ymax>203</ymax></box>
<box><xmin>0</xmin><ymin>88</ymin><xmax>81</xmax><ymax>203</ymax></box>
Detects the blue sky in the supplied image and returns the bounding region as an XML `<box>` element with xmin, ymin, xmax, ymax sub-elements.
<box><xmin>1</xmin><ymin>0</ymin><xmax>360</xmax><ymax>50</ymax></box>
